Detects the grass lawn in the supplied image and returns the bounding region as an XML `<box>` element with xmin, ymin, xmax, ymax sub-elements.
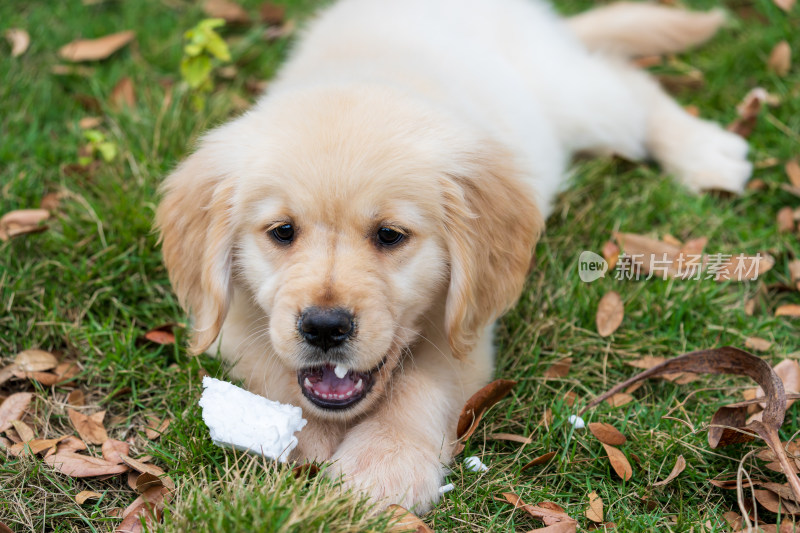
<box><xmin>1</xmin><ymin>0</ymin><xmax>799</xmax><ymax>531</ymax></box>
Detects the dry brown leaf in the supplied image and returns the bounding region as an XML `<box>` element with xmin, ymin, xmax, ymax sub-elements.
<box><xmin>564</xmin><ymin>391</ymin><xmax>577</xmax><ymax>407</ymax></box>
<box><xmin>778</xmin><ymin>207</ymin><xmax>796</xmax><ymax>233</ymax></box>
<box><xmin>526</xmin><ymin>522</ymin><xmax>578</xmax><ymax>533</ymax></box>
<box><xmin>144</xmin><ymin>416</ymin><xmax>171</xmax><ymax>440</ymax></box>
<box><xmin>67</xmin><ymin>389</ymin><xmax>85</xmax><ymax>406</ymax></box>
<box><xmin>0</xmin><ymin>392</ymin><xmax>33</xmax><ymax>433</ymax></box>
<box><xmin>786</xmin><ymin>161</ymin><xmax>800</xmax><ymax>189</ymax></box>
<box><xmin>14</xmin><ymin>349</ymin><xmax>58</xmax><ymax>372</ymax></box>
<box><xmin>56</xmin><ymin>435</ymin><xmax>88</xmax><ymax>454</ymax></box>
<box><xmin>596</xmin><ymin>291</ymin><xmax>624</xmax><ymax>337</ymax></box>
<box><xmin>755</xmin><ymin>360</ymin><xmax>800</xmax><ymax>409</ymax></box>
<box><xmin>602</xmin><ymin>443</ymin><xmax>633</xmax><ymax>481</ymax></box>
<box><xmin>490</xmin><ymin>433</ymin><xmax>532</xmax><ymax>445</ymax></box>
<box><xmin>521</xmin><ymin>451</ymin><xmax>558</xmax><ymax>471</ymax></box>
<box><xmin>0</xmin><ymin>208</ymin><xmax>50</xmax><ymax>241</ymax></box>
<box><xmin>0</xmin><ymin>365</ymin><xmax>18</xmax><ymax>387</ymax></box>
<box><xmin>728</xmin><ymin>88</ymin><xmax>769</xmax><ymax>138</ymax></box>
<box><xmin>119</xmin><ymin>454</ymin><xmax>175</xmax><ymax>490</ymax></box>
<box><xmin>602</xmin><ymin>241</ymin><xmax>620</xmax><ymax>271</ymax></box>
<box><xmin>110</xmin><ymin>77</ymin><xmax>136</xmax><ymax>109</ymax></box>
<box><xmin>143</xmin><ymin>323</ymin><xmax>178</xmax><ymax>345</ymax></box>
<box><xmin>456</xmin><ymin>379</ymin><xmax>516</xmax><ymax>441</ymax></box>
<box><xmin>5</xmin><ymin>28</ymin><xmax>30</xmax><ymax>57</ymax></box>
<box><xmin>78</xmin><ymin>116</ymin><xmax>102</xmax><ymax>130</ymax></box>
<box><xmin>102</xmin><ymin>439</ymin><xmax>130</xmax><ymax>464</ymax></box>
<box><xmin>605</xmin><ymin>393</ymin><xmax>633</xmax><ymax>408</ymax></box>
<box><xmin>203</xmin><ymin>0</ymin><xmax>250</xmax><ymax>23</ymax></box>
<box><xmin>387</xmin><ymin>504</ymin><xmax>434</xmax><ymax>533</ymax></box>
<box><xmin>581</xmin><ymin>346</ymin><xmax>800</xmax><ymax>502</ymax></box>
<box><xmin>44</xmin><ymin>451</ymin><xmax>129</xmax><ymax>477</ymax></box>
<box><xmin>291</xmin><ymin>462</ymin><xmax>320</xmax><ymax>479</ymax></box>
<box><xmin>501</xmin><ymin>493</ymin><xmax>576</xmax><ymax>526</ymax></box>
<box><xmin>760</xmin><ymin>482</ymin><xmax>800</xmax><ymax>504</ymax></box>
<box><xmin>67</xmin><ymin>408</ymin><xmax>108</xmax><ymax>445</ymax></box>
<box><xmin>745</xmin><ymin>337</ymin><xmax>773</xmax><ymax>352</ymax></box>
<box><xmin>59</xmin><ymin>30</ymin><xmax>135</xmax><ymax>62</ymax></box>
<box><xmin>754</xmin><ymin>488</ymin><xmax>800</xmax><ymax>515</ymax></box>
<box><xmin>709</xmin><ymin>477</ymin><xmax>762</xmax><ymax>490</ymax></box>
<box><xmin>76</xmin><ymin>490</ymin><xmax>103</xmax><ymax>504</ymax></box>
<box><xmin>788</xmin><ymin>260</ymin><xmax>800</xmax><ymax>292</ymax></box>
<box><xmin>723</xmin><ymin>510</ymin><xmax>743</xmax><ymax>530</ymax></box>
<box><xmin>653</xmin><ymin>455</ymin><xmax>686</xmax><ymax>487</ymax></box>
<box><xmin>260</xmin><ymin>2</ymin><xmax>286</xmax><ymax>24</ymax></box>
<box><xmin>588</xmin><ymin>423</ymin><xmax>626</xmax><ymax>446</ymax></box>
<box><xmin>747</xmin><ymin>178</ymin><xmax>766</xmax><ymax>191</ymax></box>
<box><xmin>117</xmin><ymin>486</ymin><xmax>171</xmax><ymax>533</ymax></box>
<box><xmin>585</xmin><ymin>491</ymin><xmax>603</xmax><ymax>522</ymax></box>
<box><xmin>11</xmin><ymin>420</ymin><xmax>34</xmax><ymax>443</ymax></box>
<box><xmin>543</xmin><ymin>357</ymin><xmax>572</xmax><ymax>379</ymax></box>
<box><xmin>776</xmin><ymin>304</ymin><xmax>800</xmax><ymax>317</ymax></box>
<box><xmin>768</xmin><ymin>41</ymin><xmax>792</xmax><ymax>77</ymax></box>
<box><xmin>135</xmin><ymin>472</ymin><xmax>163</xmax><ymax>493</ymax></box>
<box><xmin>773</xmin><ymin>0</ymin><xmax>796</xmax><ymax>11</ymax></box>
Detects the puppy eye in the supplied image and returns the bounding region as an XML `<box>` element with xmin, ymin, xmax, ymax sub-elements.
<box><xmin>270</xmin><ymin>223</ymin><xmax>295</xmax><ymax>244</ymax></box>
<box><xmin>376</xmin><ymin>227</ymin><xmax>404</xmax><ymax>246</ymax></box>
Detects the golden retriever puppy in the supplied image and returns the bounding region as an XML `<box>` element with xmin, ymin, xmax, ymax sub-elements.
<box><xmin>156</xmin><ymin>0</ymin><xmax>750</xmax><ymax>512</ymax></box>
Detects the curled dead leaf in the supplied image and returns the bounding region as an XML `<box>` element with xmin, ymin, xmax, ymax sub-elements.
<box><xmin>745</xmin><ymin>337</ymin><xmax>773</xmax><ymax>352</ymax></box>
<box><xmin>119</xmin><ymin>454</ymin><xmax>175</xmax><ymax>490</ymax></box>
<box><xmin>76</xmin><ymin>490</ymin><xmax>103</xmax><ymax>504</ymax></box>
<box><xmin>588</xmin><ymin>423</ymin><xmax>626</xmax><ymax>446</ymax></box>
<box><xmin>44</xmin><ymin>451</ymin><xmax>129</xmax><ymax>477</ymax></box>
<box><xmin>778</xmin><ymin>207</ymin><xmax>796</xmax><ymax>233</ymax></box>
<box><xmin>117</xmin><ymin>486</ymin><xmax>171</xmax><ymax>533</ymax></box>
<box><xmin>754</xmin><ymin>488</ymin><xmax>800</xmax><ymax>515</ymax></box>
<box><xmin>5</xmin><ymin>28</ymin><xmax>30</xmax><ymax>57</ymax></box>
<box><xmin>521</xmin><ymin>451</ymin><xmax>558</xmax><ymax>471</ymax></box>
<box><xmin>59</xmin><ymin>30</ymin><xmax>135</xmax><ymax>62</ymax></box>
<box><xmin>585</xmin><ymin>491</ymin><xmax>603</xmax><ymax>522</ymax></box>
<box><xmin>653</xmin><ymin>455</ymin><xmax>686</xmax><ymax>487</ymax></box>
<box><xmin>292</xmin><ymin>463</ymin><xmax>320</xmax><ymax>479</ymax></box>
<box><xmin>490</xmin><ymin>433</ymin><xmax>532</xmax><ymax>445</ymax></box>
<box><xmin>11</xmin><ymin>420</ymin><xmax>34</xmax><ymax>443</ymax></box>
<box><xmin>144</xmin><ymin>416</ymin><xmax>171</xmax><ymax>440</ymax></box>
<box><xmin>786</xmin><ymin>161</ymin><xmax>800</xmax><ymax>189</ymax></box>
<box><xmin>0</xmin><ymin>209</ymin><xmax>50</xmax><ymax>241</ymax></box>
<box><xmin>602</xmin><ymin>241</ymin><xmax>620</xmax><ymax>271</ymax></box>
<box><xmin>135</xmin><ymin>472</ymin><xmax>163</xmax><ymax>493</ymax></box>
<box><xmin>110</xmin><ymin>76</ymin><xmax>136</xmax><ymax>109</ymax></box>
<box><xmin>456</xmin><ymin>379</ymin><xmax>516</xmax><ymax>441</ymax></box>
<box><xmin>387</xmin><ymin>504</ymin><xmax>434</xmax><ymax>533</ymax></box>
<box><xmin>102</xmin><ymin>439</ymin><xmax>130</xmax><ymax>464</ymax></box>
<box><xmin>0</xmin><ymin>392</ymin><xmax>33</xmax><ymax>433</ymax></box>
<box><xmin>67</xmin><ymin>389</ymin><xmax>85</xmax><ymax>406</ymax></box>
<box><xmin>260</xmin><ymin>2</ymin><xmax>286</xmax><ymax>24</ymax></box>
<box><xmin>728</xmin><ymin>88</ymin><xmax>770</xmax><ymax>138</ymax></box>
<box><xmin>605</xmin><ymin>393</ymin><xmax>633</xmax><ymax>408</ymax></box>
<box><xmin>768</xmin><ymin>41</ymin><xmax>792</xmax><ymax>77</ymax></box>
<box><xmin>501</xmin><ymin>493</ymin><xmax>577</xmax><ymax>526</ymax></box>
<box><xmin>775</xmin><ymin>304</ymin><xmax>800</xmax><ymax>318</ymax></box>
<box><xmin>543</xmin><ymin>357</ymin><xmax>572</xmax><ymax>379</ymax></box>
<box><xmin>602</xmin><ymin>443</ymin><xmax>633</xmax><ymax>481</ymax></box>
<box><xmin>203</xmin><ymin>0</ymin><xmax>250</xmax><ymax>23</ymax></box>
<box><xmin>14</xmin><ymin>349</ymin><xmax>58</xmax><ymax>372</ymax></box>
<box><xmin>596</xmin><ymin>291</ymin><xmax>624</xmax><ymax>337</ymax></box>
<box><xmin>67</xmin><ymin>408</ymin><xmax>108</xmax><ymax>445</ymax></box>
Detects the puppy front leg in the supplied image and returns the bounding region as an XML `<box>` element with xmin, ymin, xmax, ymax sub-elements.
<box><xmin>329</xmin><ymin>351</ymin><xmax>487</xmax><ymax>513</ymax></box>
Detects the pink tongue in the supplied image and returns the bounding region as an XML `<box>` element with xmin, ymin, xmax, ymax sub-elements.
<box><xmin>313</xmin><ymin>366</ymin><xmax>355</xmax><ymax>395</ymax></box>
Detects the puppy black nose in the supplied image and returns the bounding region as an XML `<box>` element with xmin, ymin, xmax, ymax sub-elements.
<box><xmin>298</xmin><ymin>307</ymin><xmax>354</xmax><ymax>351</ymax></box>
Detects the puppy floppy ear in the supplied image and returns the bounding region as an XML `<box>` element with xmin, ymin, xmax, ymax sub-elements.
<box><xmin>155</xmin><ymin>143</ymin><xmax>236</xmax><ymax>355</ymax></box>
<box><xmin>441</xmin><ymin>145</ymin><xmax>544</xmax><ymax>359</ymax></box>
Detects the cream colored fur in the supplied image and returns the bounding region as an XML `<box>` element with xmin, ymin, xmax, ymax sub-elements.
<box><xmin>156</xmin><ymin>0</ymin><xmax>751</xmax><ymax>512</ymax></box>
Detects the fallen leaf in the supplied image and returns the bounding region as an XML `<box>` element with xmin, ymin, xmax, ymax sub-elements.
<box><xmin>653</xmin><ymin>455</ymin><xmax>686</xmax><ymax>487</ymax></box>
<box><xmin>773</xmin><ymin>0</ymin><xmax>796</xmax><ymax>12</ymax></box>
<box><xmin>543</xmin><ymin>357</ymin><xmax>572</xmax><ymax>379</ymax></box>
<box><xmin>144</xmin><ymin>416</ymin><xmax>171</xmax><ymax>440</ymax></box>
<box><xmin>291</xmin><ymin>462</ymin><xmax>320</xmax><ymax>479</ymax></box>
<box><xmin>581</xmin><ymin>346</ymin><xmax>800</xmax><ymax>502</ymax></box>
<box><xmin>5</xmin><ymin>28</ymin><xmax>30</xmax><ymax>57</ymax></box>
<box><xmin>263</xmin><ymin>19</ymin><xmax>295</xmax><ymax>41</ymax></box>
<box><xmin>26</xmin><ymin>436</ymin><xmax>68</xmax><ymax>455</ymax></box>
<box><xmin>756</xmin><ymin>360</ymin><xmax>800</xmax><ymax>408</ymax></box>
<box><xmin>747</xmin><ymin>178</ymin><xmax>766</xmax><ymax>191</ymax></box>
<box><xmin>203</xmin><ymin>0</ymin><xmax>250</xmax><ymax>23</ymax></box>
<box><xmin>768</xmin><ymin>41</ymin><xmax>792</xmax><ymax>77</ymax></box>
<box><xmin>117</xmin><ymin>486</ymin><xmax>171</xmax><ymax>533</ymax></box>
<box><xmin>521</xmin><ymin>451</ymin><xmax>558</xmax><ymax>471</ymax></box>
<box><xmin>723</xmin><ymin>510</ymin><xmax>743</xmax><ymax>530</ymax></box>
<box><xmin>456</xmin><ymin>379</ymin><xmax>517</xmax><ymax>441</ymax></box>
<box><xmin>78</xmin><ymin>116</ymin><xmax>102</xmax><ymax>130</ymax></box>
<box><xmin>709</xmin><ymin>477</ymin><xmax>762</xmax><ymax>490</ymax></box>
<box><xmin>602</xmin><ymin>443</ymin><xmax>633</xmax><ymax>481</ymax></box>
<box><xmin>76</xmin><ymin>490</ymin><xmax>102</xmax><ymax>504</ymax></box>
<box><xmin>11</xmin><ymin>420</ymin><xmax>34</xmax><ymax>443</ymax></box>
<box><xmin>501</xmin><ymin>493</ymin><xmax>577</xmax><ymax>526</ymax></box>
<box><xmin>605</xmin><ymin>393</ymin><xmax>633</xmax><ymax>408</ymax></box>
<box><xmin>0</xmin><ymin>209</ymin><xmax>50</xmax><ymax>241</ymax></box>
<box><xmin>59</xmin><ymin>31</ymin><xmax>135</xmax><ymax>62</ymax></box>
<box><xmin>14</xmin><ymin>349</ymin><xmax>58</xmax><ymax>372</ymax></box>
<box><xmin>67</xmin><ymin>408</ymin><xmax>108</xmax><ymax>445</ymax></box>
<box><xmin>585</xmin><ymin>491</ymin><xmax>603</xmax><ymax>522</ymax></box>
<box><xmin>490</xmin><ymin>433</ymin><xmax>533</xmax><ymax>445</ymax></box>
<box><xmin>776</xmin><ymin>305</ymin><xmax>800</xmax><ymax>317</ymax></box>
<box><xmin>760</xmin><ymin>482</ymin><xmax>800</xmax><ymax>504</ymax></box>
<box><xmin>564</xmin><ymin>391</ymin><xmax>577</xmax><ymax>407</ymax></box>
<box><xmin>143</xmin><ymin>323</ymin><xmax>177</xmax><ymax>345</ymax></box>
<box><xmin>745</xmin><ymin>337</ymin><xmax>773</xmax><ymax>352</ymax></box>
<box><xmin>728</xmin><ymin>88</ymin><xmax>769</xmax><ymax>138</ymax></box>
<box><xmin>0</xmin><ymin>392</ymin><xmax>33</xmax><ymax>433</ymax></box>
<box><xmin>602</xmin><ymin>241</ymin><xmax>620</xmax><ymax>271</ymax></box>
<box><xmin>67</xmin><ymin>389</ymin><xmax>85</xmax><ymax>406</ymax></box>
<box><xmin>119</xmin><ymin>454</ymin><xmax>174</xmax><ymax>490</ymax></box>
<box><xmin>0</xmin><ymin>365</ymin><xmax>18</xmax><ymax>387</ymax></box>
<box><xmin>596</xmin><ymin>291</ymin><xmax>624</xmax><ymax>337</ymax></box>
<box><xmin>110</xmin><ymin>76</ymin><xmax>136</xmax><ymax>109</ymax></box>
<box><xmin>656</xmin><ymin>71</ymin><xmax>705</xmax><ymax>93</ymax></box>
<box><xmin>754</xmin><ymin>488</ymin><xmax>800</xmax><ymax>515</ymax></box>
<box><xmin>102</xmin><ymin>439</ymin><xmax>130</xmax><ymax>464</ymax></box>
<box><xmin>778</xmin><ymin>207</ymin><xmax>796</xmax><ymax>233</ymax></box>
<box><xmin>387</xmin><ymin>504</ymin><xmax>434</xmax><ymax>533</ymax></box>
<box><xmin>44</xmin><ymin>451</ymin><xmax>129</xmax><ymax>477</ymax></box>
<box><xmin>135</xmin><ymin>472</ymin><xmax>163</xmax><ymax>493</ymax></box>
<box><xmin>260</xmin><ymin>2</ymin><xmax>286</xmax><ymax>24</ymax></box>
<box><xmin>588</xmin><ymin>423</ymin><xmax>626</xmax><ymax>446</ymax></box>
<box><xmin>56</xmin><ymin>435</ymin><xmax>88</xmax><ymax>454</ymax></box>
<box><xmin>787</xmin><ymin>161</ymin><xmax>800</xmax><ymax>189</ymax></box>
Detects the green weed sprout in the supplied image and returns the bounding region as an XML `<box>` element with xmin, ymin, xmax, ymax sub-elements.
<box><xmin>181</xmin><ymin>18</ymin><xmax>232</xmax><ymax>110</ymax></box>
<box><xmin>80</xmin><ymin>129</ymin><xmax>117</xmax><ymax>166</ymax></box>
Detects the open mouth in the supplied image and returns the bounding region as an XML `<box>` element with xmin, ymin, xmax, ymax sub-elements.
<box><xmin>297</xmin><ymin>359</ymin><xmax>385</xmax><ymax>410</ymax></box>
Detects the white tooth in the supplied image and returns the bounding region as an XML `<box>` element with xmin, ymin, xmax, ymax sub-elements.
<box><xmin>334</xmin><ymin>364</ymin><xmax>348</xmax><ymax>379</ymax></box>
<box><xmin>304</xmin><ymin>377</ymin><xmax>312</xmax><ymax>389</ymax></box>
<box><xmin>355</xmin><ymin>379</ymin><xmax>363</xmax><ymax>390</ymax></box>
<box><xmin>345</xmin><ymin>389</ymin><xmax>353</xmax><ymax>397</ymax></box>
<box><xmin>337</xmin><ymin>394</ymin><xmax>344</xmax><ymax>399</ymax></box>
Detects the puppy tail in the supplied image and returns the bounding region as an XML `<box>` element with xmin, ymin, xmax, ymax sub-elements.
<box><xmin>567</xmin><ymin>2</ymin><xmax>726</xmax><ymax>58</ymax></box>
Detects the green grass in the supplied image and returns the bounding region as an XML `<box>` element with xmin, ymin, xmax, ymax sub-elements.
<box><xmin>1</xmin><ymin>0</ymin><xmax>798</xmax><ymax>531</ymax></box>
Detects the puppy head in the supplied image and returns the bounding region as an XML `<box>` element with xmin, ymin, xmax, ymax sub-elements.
<box><xmin>156</xmin><ymin>86</ymin><xmax>542</xmax><ymax>419</ymax></box>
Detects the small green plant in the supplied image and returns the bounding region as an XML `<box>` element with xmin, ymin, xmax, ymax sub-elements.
<box><xmin>79</xmin><ymin>129</ymin><xmax>117</xmax><ymax>166</ymax></box>
<box><xmin>180</xmin><ymin>18</ymin><xmax>231</xmax><ymax>110</ymax></box>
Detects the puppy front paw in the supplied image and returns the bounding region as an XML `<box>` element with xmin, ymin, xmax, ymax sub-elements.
<box><xmin>329</xmin><ymin>431</ymin><xmax>448</xmax><ymax>514</ymax></box>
